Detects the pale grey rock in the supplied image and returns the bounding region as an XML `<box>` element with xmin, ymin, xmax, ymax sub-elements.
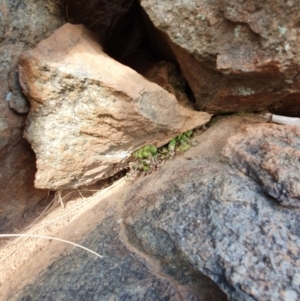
<box><xmin>7</xmin><ymin>70</ymin><xmax>29</xmax><ymax>114</ymax></box>
<box><xmin>19</xmin><ymin>23</ymin><xmax>211</xmax><ymax>190</ymax></box>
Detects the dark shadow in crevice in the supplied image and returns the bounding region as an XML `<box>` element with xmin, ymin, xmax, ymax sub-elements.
<box><xmin>65</xmin><ymin>0</ymin><xmax>197</xmax><ymax>108</ymax></box>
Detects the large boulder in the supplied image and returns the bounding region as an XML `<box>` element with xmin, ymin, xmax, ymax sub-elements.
<box><xmin>123</xmin><ymin>117</ymin><xmax>300</xmax><ymax>301</ymax></box>
<box><xmin>3</xmin><ymin>116</ymin><xmax>299</xmax><ymax>301</ymax></box>
<box><xmin>2</xmin><ymin>181</ymin><xmax>226</xmax><ymax>301</ymax></box>
<box><xmin>0</xmin><ymin>0</ymin><xmax>65</xmax><ymax>231</ymax></box>
<box><xmin>140</xmin><ymin>0</ymin><xmax>300</xmax><ymax>116</ymax></box>
<box><xmin>19</xmin><ymin>23</ymin><xmax>211</xmax><ymax>190</ymax></box>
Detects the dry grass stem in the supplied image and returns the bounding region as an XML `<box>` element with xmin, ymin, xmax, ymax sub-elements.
<box><xmin>0</xmin><ymin>234</ymin><xmax>102</xmax><ymax>259</ymax></box>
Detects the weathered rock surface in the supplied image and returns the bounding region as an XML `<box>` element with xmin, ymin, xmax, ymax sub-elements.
<box><xmin>2</xmin><ymin>116</ymin><xmax>299</xmax><ymax>301</ymax></box>
<box><xmin>140</xmin><ymin>0</ymin><xmax>300</xmax><ymax>116</ymax></box>
<box><xmin>2</xmin><ymin>181</ymin><xmax>226</xmax><ymax>301</ymax></box>
<box><xmin>19</xmin><ymin>23</ymin><xmax>211</xmax><ymax>190</ymax></box>
<box><xmin>223</xmin><ymin>123</ymin><xmax>300</xmax><ymax>208</ymax></box>
<box><xmin>122</xmin><ymin>117</ymin><xmax>300</xmax><ymax>301</ymax></box>
<box><xmin>0</xmin><ymin>0</ymin><xmax>65</xmax><ymax>231</ymax></box>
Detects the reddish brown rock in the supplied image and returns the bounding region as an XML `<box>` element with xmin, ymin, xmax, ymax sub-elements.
<box><xmin>121</xmin><ymin>51</ymin><xmax>193</xmax><ymax>109</ymax></box>
<box><xmin>143</xmin><ymin>60</ymin><xmax>193</xmax><ymax>109</ymax></box>
<box><xmin>19</xmin><ymin>24</ymin><xmax>211</xmax><ymax>190</ymax></box>
<box><xmin>140</xmin><ymin>0</ymin><xmax>300</xmax><ymax>116</ymax></box>
<box><xmin>0</xmin><ymin>0</ymin><xmax>65</xmax><ymax>231</ymax></box>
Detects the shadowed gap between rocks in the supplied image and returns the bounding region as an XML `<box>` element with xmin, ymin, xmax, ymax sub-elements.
<box><xmin>66</xmin><ymin>0</ymin><xmax>197</xmax><ymax>109</ymax></box>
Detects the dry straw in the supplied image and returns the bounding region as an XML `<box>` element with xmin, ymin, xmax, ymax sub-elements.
<box><xmin>0</xmin><ymin>234</ymin><xmax>102</xmax><ymax>259</ymax></box>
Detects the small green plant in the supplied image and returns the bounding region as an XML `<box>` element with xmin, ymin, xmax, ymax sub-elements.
<box><xmin>133</xmin><ymin>145</ymin><xmax>157</xmax><ymax>160</ymax></box>
<box><xmin>127</xmin><ymin>130</ymin><xmax>196</xmax><ymax>178</ymax></box>
<box><xmin>169</xmin><ymin>130</ymin><xmax>194</xmax><ymax>152</ymax></box>
<box><xmin>131</xmin><ymin>145</ymin><xmax>158</xmax><ymax>172</ymax></box>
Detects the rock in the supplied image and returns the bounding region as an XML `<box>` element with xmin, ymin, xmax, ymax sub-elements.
<box><xmin>3</xmin><ymin>116</ymin><xmax>298</xmax><ymax>301</ymax></box>
<box><xmin>121</xmin><ymin>50</ymin><xmax>193</xmax><ymax>109</ymax></box>
<box><xmin>19</xmin><ymin>23</ymin><xmax>211</xmax><ymax>190</ymax></box>
<box><xmin>0</xmin><ymin>0</ymin><xmax>65</xmax><ymax>231</ymax></box>
<box><xmin>223</xmin><ymin>123</ymin><xmax>300</xmax><ymax>208</ymax></box>
<box><xmin>140</xmin><ymin>0</ymin><xmax>300</xmax><ymax>116</ymax></box>
<box><xmin>7</xmin><ymin>70</ymin><xmax>29</xmax><ymax>114</ymax></box>
<box><xmin>143</xmin><ymin>60</ymin><xmax>193</xmax><ymax>109</ymax></box>
<box><xmin>122</xmin><ymin>117</ymin><xmax>300</xmax><ymax>301</ymax></box>
<box><xmin>2</xmin><ymin>181</ymin><xmax>226</xmax><ymax>301</ymax></box>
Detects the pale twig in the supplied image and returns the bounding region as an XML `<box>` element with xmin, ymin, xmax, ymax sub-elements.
<box><xmin>261</xmin><ymin>113</ymin><xmax>300</xmax><ymax>126</ymax></box>
<box><xmin>0</xmin><ymin>179</ymin><xmax>124</xmax><ymax>262</ymax></box>
<box><xmin>57</xmin><ymin>190</ymin><xmax>64</xmax><ymax>208</ymax></box>
<box><xmin>76</xmin><ymin>189</ymin><xmax>84</xmax><ymax>200</ymax></box>
<box><xmin>0</xmin><ymin>234</ymin><xmax>102</xmax><ymax>259</ymax></box>
<box><xmin>2</xmin><ymin>192</ymin><xmax>55</xmax><ymax>251</ymax></box>
<box><xmin>0</xmin><ymin>193</ymin><xmax>87</xmax><ymax>263</ymax></box>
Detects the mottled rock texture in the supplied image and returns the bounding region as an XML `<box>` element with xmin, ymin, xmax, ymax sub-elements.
<box><xmin>0</xmin><ymin>0</ymin><xmax>65</xmax><ymax>231</ymax></box>
<box><xmin>19</xmin><ymin>24</ymin><xmax>210</xmax><ymax>190</ymax></box>
<box><xmin>140</xmin><ymin>0</ymin><xmax>300</xmax><ymax>116</ymax></box>
<box><xmin>2</xmin><ymin>116</ymin><xmax>298</xmax><ymax>301</ymax></box>
<box><xmin>123</xmin><ymin>117</ymin><xmax>300</xmax><ymax>301</ymax></box>
<box><xmin>3</xmin><ymin>182</ymin><xmax>226</xmax><ymax>301</ymax></box>
<box><xmin>223</xmin><ymin>123</ymin><xmax>300</xmax><ymax>208</ymax></box>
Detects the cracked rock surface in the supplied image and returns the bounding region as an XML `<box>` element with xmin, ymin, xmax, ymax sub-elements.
<box><xmin>19</xmin><ymin>23</ymin><xmax>210</xmax><ymax>190</ymax></box>
<box><xmin>140</xmin><ymin>0</ymin><xmax>300</xmax><ymax>115</ymax></box>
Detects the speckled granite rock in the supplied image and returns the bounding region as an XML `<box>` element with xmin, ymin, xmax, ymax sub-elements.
<box><xmin>3</xmin><ymin>116</ymin><xmax>298</xmax><ymax>301</ymax></box>
<box><xmin>223</xmin><ymin>123</ymin><xmax>300</xmax><ymax>208</ymax></box>
<box><xmin>19</xmin><ymin>23</ymin><xmax>210</xmax><ymax>190</ymax></box>
<box><xmin>124</xmin><ymin>160</ymin><xmax>300</xmax><ymax>301</ymax></box>
<box><xmin>123</xmin><ymin>119</ymin><xmax>300</xmax><ymax>301</ymax></box>
<box><xmin>4</xmin><ymin>183</ymin><xmax>225</xmax><ymax>301</ymax></box>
